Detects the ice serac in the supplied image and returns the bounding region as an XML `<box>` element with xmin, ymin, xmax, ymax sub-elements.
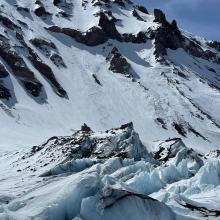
<box><xmin>76</xmin><ymin>187</ymin><xmax>176</xmax><ymax>220</ymax></box>
<box><xmin>1</xmin><ymin>123</ymin><xmax>220</xmax><ymax>220</ymax></box>
<box><xmin>0</xmin><ymin>123</ymin><xmax>177</xmax><ymax>220</ymax></box>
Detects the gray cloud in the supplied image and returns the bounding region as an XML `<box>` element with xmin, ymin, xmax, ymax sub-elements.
<box><xmin>135</xmin><ymin>0</ymin><xmax>220</xmax><ymax>40</ymax></box>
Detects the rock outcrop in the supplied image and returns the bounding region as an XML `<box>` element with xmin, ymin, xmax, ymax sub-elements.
<box><xmin>123</xmin><ymin>32</ymin><xmax>147</xmax><ymax>43</ymax></box>
<box><xmin>16</xmin><ymin>32</ymin><xmax>67</xmax><ymax>97</ymax></box>
<box><xmin>98</xmin><ymin>12</ymin><xmax>122</xmax><ymax>40</ymax></box>
<box><xmin>0</xmin><ymin>34</ymin><xmax>42</xmax><ymax>97</ymax></box>
<box><xmin>153</xmin><ymin>9</ymin><xmax>184</xmax><ymax>61</ymax></box>
<box><xmin>47</xmin><ymin>26</ymin><xmax>108</xmax><ymax>46</ymax></box>
<box><xmin>136</xmin><ymin>5</ymin><xmax>149</xmax><ymax>14</ymax></box>
<box><xmin>0</xmin><ymin>84</ymin><xmax>11</xmax><ymax>100</ymax></box>
<box><xmin>30</xmin><ymin>38</ymin><xmax>66</xmax><ymax>68</ymax></box>
<box><xmin>107</xmin><ymin>47</ymin><xmax>132</xmax><ymax>77</ymax></box>
<box><xmin>154</xmin><ymin>9</ymin><xmax>168</xmax><ymax>25</ymax></box>
<box><xmin>0</xmin><ymin>63</ymin><xmax>9</xmax><ymax>78</ymax></box>
<box><xmin>23</xmin><ymin>122</ymin><xmax>150</xmax><ymax>171</ymax></box>
<box><xmin>184</xmin><ymin>39</ymin><xmax>220</xmax><ymax>63</ymax></box>
<box><xmin>132</xmin><ymin>9</ymin><xmax>144</xmax><ymax>21</ymax></box>
<box><xmin>34</xmin><ymin>1</ymin><xmax>51</xmax><ymax>17</ymax></box>
<box><xmin>0</xmin><ymin>14</ymin><xmax>20</xmax><ymax>30</ymax></box>
<box><xmin>153</xmin><ymin>9</ymin><xmax>220</xmax><ymax>64</ymax></box>
<box><xmin>207</xmin><ymin>40</ymin><xmax>220</xmax><ymax>52</ymax></box>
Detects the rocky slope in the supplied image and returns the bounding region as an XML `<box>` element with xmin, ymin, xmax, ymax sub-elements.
<box><xmin>0</xmin><ymin>0</ymin><xmax>219</xmax><ymax>152</ymax></box>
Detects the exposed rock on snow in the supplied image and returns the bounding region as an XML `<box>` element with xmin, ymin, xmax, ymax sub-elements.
<box><xmin>207</xmin><ymin>40</ymin><xmax>220</xmax><ymax>52</ymax></box>
<box><xmin>184</xmin><ymin>39</ymin><xmax>220</xmax><ymax>64</ymax></box>
<box><xmin>122</xmin><ymin>31</ymin><xmax>147</xmax><ymax>43</ymax></box>
<box><xmin>0</xmin><ymin>84</ymin><xmax>11</xmax><ymax>99</ymax></box>
<box><xmin>0</xmin><ymin>14</ymin><xmax>20</xmax><ymax>30</ymax></box>
<box><xmin>98</xmin><ymin>11</ymin><xmax>122</xmax><ymax>40</ymax></box>
<box><xmin>113</xmin><ymin>0</ymin><xmax>126</xmax><ymax>7</ymax></box>
<box><xmin>16</xmin><ymin>32</ymin><xmax>67</xmax><ymax>97</ymax></box>
<box><xmin>153</xmin><ymin>9</ymin><xmax>183</xmax><ymax>61</ymax></box>
<box><xmin>107</xmin><ymin>47</ymin><xmax>132</xmax><ymax>77</ymax></box>
<box><xmin>34</xmin><ymin>1</ymin><xmax>51</xmax><ymax>17</ymax></box>
<box><xmin>136</xmin><ymin>5</ymin><xmax>149</xmax><ymax>15</ymax></box>
<box><xmin>205</xmin><ymin>149</ymin><xmax>220</xmax><ymax>159</ymax></box>
<box><xmin>16</xmin><ymin>5</ymin><xmax>30</xmax><ymax>13</ymax></box>
<box><xmin>0</xmin><ymin>63</ymin><xmax>9</xmax><ymax>78</ymax></box>
<box><xmin>0</xmin><ymin>34</ymin><xmax>43</xmax><ymax>97</ymax></box>
<box><xmin>132</xmin><ymin>9</ymin><xmax>145</xmax><ymax>21</ymax></box>
<box><xmin>47</xmin><ymin>25</ymin><xmax>108</xmax><ymax>46</ymax></box>
<box><xmin>154</xmin><ymin>9</ymin><xmax>168</xmax><ymax>25</ymax></box>
<box><xmin>30</xmin><ymin>38</ymin><xmax>56</xmax><ymax>52</ymax></box>
<box><xmin>31</xmin><ymin>36</ymin><xmax>66</xmax><ymax>68</ymax></box>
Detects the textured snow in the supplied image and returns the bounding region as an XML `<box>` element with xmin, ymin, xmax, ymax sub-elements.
<box><xmin>0</xmin><ymin>0</ymin><xmax>219</xmax><ymax>153</ymax></box>
<box><xmin>0</xmin><ymin>0</ymin><xmax>220</xmax><ymax>219</ymax></box>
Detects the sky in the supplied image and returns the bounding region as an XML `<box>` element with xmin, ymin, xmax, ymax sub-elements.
<box><xmin>136</xmin><ymin>0</ymin><xmax>220</xmax><ymax>41</ymax></box>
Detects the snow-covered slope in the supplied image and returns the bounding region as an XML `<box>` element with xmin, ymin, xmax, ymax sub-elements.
<box><xmin>0</xmin><ymin>0</ymin><xmax>220</xmax><ymax>152</ymax></box>
<box><xmin>0</xmin><ymin>0</ymin><xmax>220</xmax><ymax>219</ymax></box>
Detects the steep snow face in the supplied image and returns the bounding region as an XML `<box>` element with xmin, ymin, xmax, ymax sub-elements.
<box><xmin>0</xmin><ymin>124</ymin><xmax>219</xmax><ymax>220</ymax></box>
<box><xmin>0</xmin><ymin>0</ymin><xmax>220</xmax><ymax>152</ymax></box>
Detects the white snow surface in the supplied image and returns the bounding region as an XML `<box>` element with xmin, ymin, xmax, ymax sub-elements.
<box><xmin>0</xmin><ymin>0</ymin><xmax>220</xmax><ymax>219</ymax></box>
<box><xmin>0</xmin><ymin>0</ymin><xmax>219</xmax><ymax>153</ymax></box>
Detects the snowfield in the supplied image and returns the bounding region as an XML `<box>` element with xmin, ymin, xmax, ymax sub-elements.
<box><xmin>0</xmin><ymin>0</ymin><xmax>220</xmax><ymax>219</ymax></box>
<box><xmin>0</xmin><ymin>0</ymin><xmax>219</xmax><ymax>152</ymax></box>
